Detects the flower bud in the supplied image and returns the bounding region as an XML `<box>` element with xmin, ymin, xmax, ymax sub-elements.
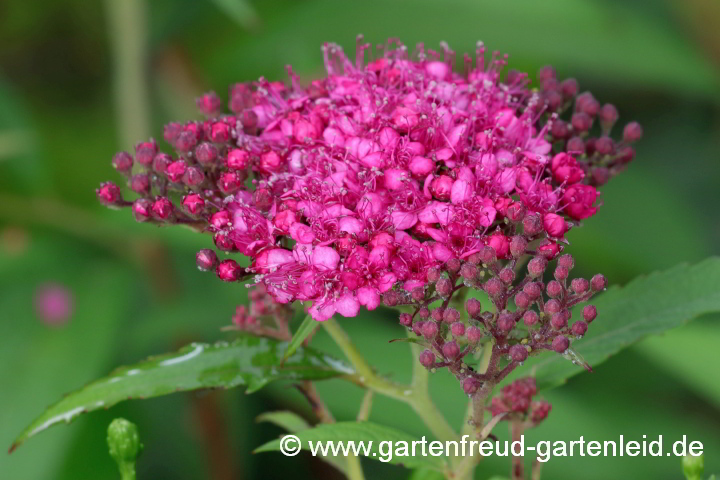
<box><xmin>227</xmin><ymin>149</ymin><xmax>250</xmax><ymax>170</ymax></box>
<box><xmin>591</xmin><ymin>167</ymin><xmax>611</xmax><ymax>186</ymax></box>
<box><xmin>510</xmin><ymin>236</ymin><xmax>528</xmax><ymax>258</ymax></box>
<box><xmin>383</xmin><ymin>290</ymin><xmax>400</xmax><ymax>307</ymax></box>
<box><xmin>566</xmin><ymin>136</ymin><xmax>585</xmax><ymax>154</ymax></box>
<box><xmin>112</xmin><ymin>152</ymin><xmax>133</xmax><ymax>173</ymax></box>
<box><xmin>484</xmin><ymin>278</ymin><xmax>505</xmax><ymax>297</ymax></box>
<box><xmin>507</xmin><ymin>203</ymin><xmax>526</xmax><ymax>222</ymax></box>
<box><xmin>543</xmin><ymin>213</ymin><xmax>568</xmax><ymax>238</ymax></box>
<box><xmin>499</xmin><ymin>268</ymin><xmax>515</xmax><ymax>284</ymax></box>
<box><xmin>550</xmin><ymin>311</ymin><xmax>568</xmax><ymax>330</ymax></box>
<box><xmin>411</xmin><ymin>287</ymin><xmax>425</xmax><ymax>302</ymax></box>
<box><xmin>551</xmin><ymin>335</ymin><xmax>570</xmax><ymax>353</ymax></box>
<box><xmin>623</xmin><ymin>121</ymin><xmax>643</xmax><ymax>143</ymax></box>
<box><xmin>166</xmin><ymin>160</ymin><xmax>187</xmax><ymax>183</ymax></box>
<box><xmin>530</xmin><ymin>401</ymin><xmax>552</xmax><ymax>422</ymax></box>
<box><xmin>446</xmin><ymin>258</ymin><xmax>461</xmax><ymax>274</ymax></box>
<box><xmin>132</xmin><ymin>199</ymin><xmax>152</xmax><ymax>222</ymax></box>
<box><xmin>465</xmin><ymin>298</ymin><xmax>481</xmax><ymax>318</ymax></box>
<box><xmin>545</xmin><ymin>299</ymin><xmax>561</xmax><ymax>314</ymax></box>
<box><xmin>151</xmin><ymin>197</ymin><xmax>174</xmax><ymax>220</ymax></box>
<box><xmin>460</xmin><ymin>263</ymin><xmax>478</xmax><ymax>281</ymax></box>
<box><xmin>218</xmin><ymin>172</ymin><xmax>242</xmax><ymax>194</ymax></box>
<box><xmin>431</xmin><ymin>307</ymin><xmax>444</xmax><ymax>322</ymax></box>
<box><xmin>467</xmin><ymin>325</ymin><xmax>483</xmax><ymax>344</ymax></box>
<box><xmin>571</xmin><ymin>278</ymin><xmax>589</xmax><ymax>294</ymax></box>
<box><xmin>419</xmin><ymin>349</ymin><xmax>436</xmax><ymax>368</ymax></box>
<box><xmin>417</xmin><ymin>307</ymin><xmax>430</xmax><ymax>319</ymax></box>
<box><xmin>515</xmin><ymin>292</ymin><xmax>531</xmax><ymax>309</ymax></box>
<box><xmin>590</xmin><ymin>274</ymin><xmax>607</xmax><ymax>291</ymax></box>
<box><xmin>130</xmin><ymin>174</ymin><xmax>150</xmax><ymax>195</ymax></box>
<box><xmin>97</xmin><ymin>182</ymin><xmax>123</xmax><ymax>206</ymax></box>
<box><xmin>442</xmin><ymin>340</ymin><xmax>460</xmax><ymax>359</ymax></box>
<box><xmin>214</xmin><ymin>233</ymin><xmax>234</xmax><ymax>251</ymax></box>
<box><xmin>546</xmin><ymin>280</ymin><xmax>563</xmax><ymax>298</ymax></box>
<box><xmin>216</xmin><ymin>259</ymin><xmax>241</xmax><ymax>282</ymax></box>
<box><xmin>435</xmin><ymin>278</ymin><xmax>453</xmax><ymax>297</ymax></box>
<box><xmin>196</xmin><ymin>249</ymin><xmax>218</xmax><ymax>271</ymax></box>
<box><xmin>421</xmin><ymin>321</ymin><xmax>439</xmax><ymax>339</ymax></box>
<box><xmin>582</xmin><ymin>305</ymin><xmax>597</xmax><ymax>323</ymax></box>
<box><xmin>557</xmin><ymin>254</ymin><xmax>574</xmax><ymax>270</ymax></box>
<box><xmin>523</xmin><ymin>310</ymin><xmax>539</xmax><ymax>326</ymax></box>
<box><xmin>135</xmin><ymin>140</ymin><xmax>157</xmax><ymax>166</ymax></box>
<box><xmin>182</xmin><ymin>194</ymin><xmax>205</xmax><ymax>215</ymax></box>
<box><xmin>523</xmin><ymin>282</ymin><xmax>542</xmax><ymax>299</ymax></box>
<box><xmin>497</xmin><ymin>313</ymin><xmax>515</xmax><ymax>332</ymax></box>
<box><xmin>443</xmin><ymin>307</ymin><xmax>460</xmax><ymax>324</ymax></box>
<box><xmin>560</xmin><ymin>78</ymin><xmax>578</xmax><ymax>98</ymax></box>
<box><xmin>107</xmin><ymin>418</ymin><xmax>143</xmax><ymax>466</ymax></box>
<box><xmin>451</xmin><ymin>322</ymin><xmax>465</xmax><ymax>337</ymax></box>
<box><xmin>152</xmin><ymin>153</ymin><xmax>172</xmax><ymax>174</ymax></box>
<box><xmin>551</xmin><ymin>119</ymin><xmax>569</xmax><ymax>139</ymax></box>
<box><xmin>210</xmin><ymin>210</ymin><xmax>232</xmax><ymax>230</ymax></box>
<box><xmin>527</xmin><ymin>257</ymin><xmax>547</xmax><ymax>277</ymax></box>
<box><xmin>571</xmin><ymin>112</ymin><xmax>592</xmax><ymax>132</ymax></box>
<box><xmin>398</xmin><ymin>312</ymin><xmax>412</xmax><ymax>326</ymax></box>
<box><xmin>412</xmin><ymin>321</ymin><xmax>424</xmax><ymax>336</ymax></box>
<box><xmin>427</xmin><ymin>267</ymin><xmax>442</xmax><ymax>283</ymax></box>
<box><xmin>571</xmin><ymin>321</ymin><xmax>588</xmax><ymax>337</ymax></box>
<box><xmin>463</xmin><ymin>377</ymin><xmax>480</xmax><ymax>395</ymax></box>
<box><xmin>553</xmin><ymin>266</ymin><xmax>569</xmax><ymax>281</ymax></box>
<box><xmin>682</xmin><ymin>454</ymin><xmax>704</xmax><ymax>480</ymax></box>
<box><xmin>595</xmin><ymin>136</ymin><xmax>615</xmax><ymax>156</ymax></box>
<box><xmin>195</xmin><ymin>142</ymin><xmax>218</xmax><ymax>164</ymax></box>
<box><xmin>509</xmin><ymin>345</ymin><xmax>528</xmax><ymax>362</ymax></box>
<box><xmin>598</xmin><ymin>103</ymin><xmax>618</xmax><ymax>131</ymax></box>
<box><xmin>196</xmin><ymin>92</ymin><xmax>222</xmax><ymax>117</ymax></box>
<box><xmin>523</xmin><ymin>214</ymin><xmax>543</xmax><ymax>236</ymax></box>
<box><xmin>183</xmin><ymin>167</ymin><xmax>205</xmax><ymax>187</ymax></box>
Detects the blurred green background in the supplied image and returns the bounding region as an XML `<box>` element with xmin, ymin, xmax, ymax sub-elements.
<box><xmin>1</xmin><ymin>0</ymin><xmax>719</xmax><ymax>479</ymax></box>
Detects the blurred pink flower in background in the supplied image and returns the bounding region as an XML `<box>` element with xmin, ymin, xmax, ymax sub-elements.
<box><xmin>34</xmin><ymin>283</ymin><xmax>73</xmax><ymax>327</ymax></box>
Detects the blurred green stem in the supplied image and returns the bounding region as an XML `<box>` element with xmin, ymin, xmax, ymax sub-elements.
<box><xmin>104</xmin><ymin>0</ymin><xmax>150</xmax><ymax>147</ymax></box>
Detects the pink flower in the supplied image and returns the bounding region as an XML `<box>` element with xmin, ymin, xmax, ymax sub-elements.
<box><xmin>543</xmin><ymin>213</ymin><xmax>568</xmax><ymax>238</ymax></box>
<box><xmin>34</xmin><ymin>283</ymin><xmax>73</xmax><ymax>326</ymax></box>
<box><xmin>100</xmin><ymin>38</ymin><xmax>637</xmax><ymax>322</ymax></box>
<box><xmin>562</xmin><ymin>184</ymin><xmax>598</xmax><ymax>220</ymax></box>
<box><xmin>551</xmin><ymin>153</ymin><xmax>585</xmax><ymax>184</ymax></box>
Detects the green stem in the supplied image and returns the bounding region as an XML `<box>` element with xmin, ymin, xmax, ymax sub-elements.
<box><xmin>104</xmin><ymin>0</ymin><xmax>150</xmax><ymax>147</ymax></box>
<box><xmin>323</xmin><ymin>318</ymin><xmax>457</xmax><ymax>444</ymax></box>
<box><xmin>345</xmin><ymin>455</ymin><xmax>366</xmax><ymax>480</ymax></box>
<box><xmin>117</xmin><ymin>462</ymin><xmax>137</xmax><ymax>480</ymax></box>
<box><xmin>406</xmin><ymin>329</ymin><xmax>458</xmax><ymax>445</ymax></box>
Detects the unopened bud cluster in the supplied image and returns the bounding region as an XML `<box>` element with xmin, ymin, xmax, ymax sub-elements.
<box><xmin>489</xmin><ymin>377</ymin><xmax>551</xmax><ymax>425</ymax></box>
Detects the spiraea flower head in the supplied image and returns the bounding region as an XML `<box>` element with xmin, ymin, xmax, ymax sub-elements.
<box><xmin>98</xmin><ymin>37</ymin><xmax>640</xmax><ymax>398</ymax></box>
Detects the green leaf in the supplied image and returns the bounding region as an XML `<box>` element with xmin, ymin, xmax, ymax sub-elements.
<box><xmin>256</xmin><ymin>411</ymin><xmax>347</xmax><ymax>475</ymax></box>
<box><xmin>0</xmin><ymin>236</ymin><xmax>134</xmax><ymax>479</ymax></box>
<box><xmin>12</xmin><ymin>334</ymin><xmax>352</xmax><ymax>452</ymax></box>
<box><xmin>209</xmin><ymin>0</ymin><xmax>260</xmax><ymax>30</ymax></box>
<box><xmin>195</xmin><ymin>0</ymin><xmax>720</xmax><ymax>101</ymax></box>
<box><xmin>256</xmin><ymin>411</ymin><xmax>311</xmax><ymax>433</ymax></box>
<box><xmin>407</xmin><ymin>468</ymin><xmax>445</xmax><ymax>480</ymax></box>
<box><xmin>283</xmin><ymin>314</ymin><xmax>318</xmax><ymax>362</ymax></box>
<box><xmin>635</xmin><ymin>321</ymin><xmax>720</xmax><ymax>410</ymax></box>
<box><xmin>254</xmin><ymin>421</ymin><xmax>447</xmax><ymax>471</ymax></box>
<box><xmin>516</xmin><ymin>258</ymin><xmax>720</xmax><ymax>389</ymax></box>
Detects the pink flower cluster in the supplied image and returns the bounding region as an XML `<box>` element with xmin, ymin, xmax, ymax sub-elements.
<box><xmin>98</xmin><ymin>38</ymin><xmax>640</xmax><ymax>324</ymax></box>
